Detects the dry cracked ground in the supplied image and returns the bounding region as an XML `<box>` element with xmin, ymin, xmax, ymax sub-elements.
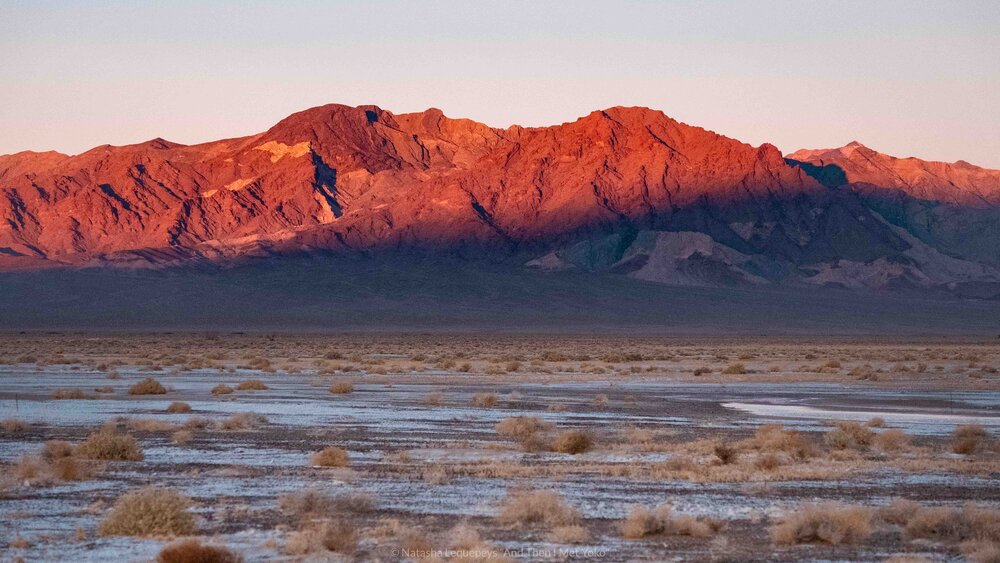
<box><xmin>0</xmin><ymin>333</ymin><xmax>999</xmax><ymax>562</ymax></box>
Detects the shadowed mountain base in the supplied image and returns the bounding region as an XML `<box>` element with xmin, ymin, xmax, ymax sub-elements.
<box><xmin>1</xmin><ymin>255</ymin><xmax>998</xmax><ymax>334</ymax></box>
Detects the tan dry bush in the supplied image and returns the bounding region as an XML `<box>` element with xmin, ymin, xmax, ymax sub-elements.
<box><xmin>235</xmin><ymin>379</ymin><xmax>268</xmax><ymax>391</ymax></box>
<box><xmin>328</xmin><ymin>381</ymin><xmax>354</xmax><ymax>394</ymax></box>
<box><xmin>423</xmin><ymin>464</ymin><xmax>450</xmax><ymax>484</ymax></box>
<box><xmin>129</xmin><ymin>378</ymin><xmax>167</xmax><ymax>395</ymax></box>
<box><xmin>621</xmin><ymin>504</ymin><xmax>721</xmax><ymax>539</ymax></box>
<box><xmin>1</xmin><ymin>418</ymin><xmax>30</xmax><ymax>434</ymax></box>
<box><xmin>181</xmin><ymin>416</ymin><xmax>210</xmax><ymax>430</ymax></box>
<box><xmin>52</xmin><ymin>388</ymin><xmax>88</xmax><ymax>400</ymax></box>
<box><xmin>310</xmin><ymin>447</ymin><xmax>350</xmax><ymax>467</ymax></box>
<box><xmin>874</xmin><ymin>429</ymin><xmax>910</xmax><ymax>453</ymax></box>
<box><xmin>99</xmin><ymin>486</ymin><xmax>195</xmax><ymax>537</ymax></box>
<box><xmin>552</xmin><ymin>430</ymin><xmax>594</xmax><ymax>454</ymax></box>
<box><xmin>623</xmin><ymin>426</ymin><xmax>655</xmax><ymax>444</ymax></box>
<box><xmin>422</xmin><ymin>391</ymin><xmax>444</xmax><ymax>406</ymax></box>
<box><xmin>76</xmin><ymin>430</ymin><xmax>144</xmax><ymax>461</ymax></box>
<box><xmin>905</xmin><ymin>503</ymin><xmax>1000</xmax><ymax>544</ymax></box>
<box><xmin>497</xmin><ymin>489</ymin><xmax>580</xmax><ymax>528</ymax></box>
<box><xmin>867</xmin><ymin>416</ymin><xmax>886</xmax><ymax>428</ymax></box>
<box><xmin>330</xmin><ymin>492</ymin><xmax>376</xmax><ymax>514</ymax></box>
<box><xmin>14</xmin><ymin>454</ymin><xmax>48</xmax><ymax>483</ymax></box>
<box><xmin>216</xmin><ymin>413</ymin><xmax>267</xmax><ymax>431</ymax></box>
<box><xmin>722</xmin><ymin>363</ymin><xmax>747</xmax><ymax>375</ymax></box>
<box><xmin>954</xmin><ymin>424</ymin><xmax>988</xmax><ymax>455</ymax></box>
<box><xmin>883</xmin><ymin>556</ymin><xmax>933</xmax><ymax>563</ymax></box>
<box><xmin>41</xmin><ymin>439</ymin><xmax>74</xmax><ymax>460</ymax></box>
<box><xmin>693</xmin><ymin>366</ymin><xmax>712</xmax><ymax>376</ymax></box>
<box><xmin>127</xmin><ymin>419</ymin><xmax>176</xmax><ymax>432</ymax></box>
<box><xmin>713</xmin><ymin>442</ymin><xmax>737</xmax><ymax>465</ymax></box>
<box><xmin>156</xmin><ymin>538</ymin><xmax>243</xmax><ymax>563</ymax></box>
<box><xmin>824</xmin><ymin>421</ymin><xmax>875</xmax><ymax>451</ymax></box>
<box><xmin>877</xmin><ymin>498</ymin><xmax>922</xmax><ymax>527</ymax></box>
<box><xmin>94</xmin><ymin>386</ymin><xmax>115</xmax><ymax>394</ymax></box>
<box><xmin>771</xmin><ymin>503</ymin><xmax>873</xmax><ymax>545</ymax></box>
<box><xmin>753</xmin><ymin>453</ymin><xmax>783</xmax><ymax>471</ymax></box>
<box><xmin>211</xmin><ymin>384</ymin><xmax>233</xmax><ymax>395</ymax></box>
<box><xmin>166</xmin><ymin>402</ymin><xmax>193</xmax><ymax>414</ymax></box>
<box><xmin>495</xmin><ymin>416</ymin><xmax>552</xmax><ymax>441</ymax></box>
<box><xmin>962</xmin><ymin>541</ymin><xmax>1000</xmax><ymax>563</ymax></box>
<box><xmin>593</xmin><ymin>394</ymin><xmax>609</xmax><ymax>407</ymax></box>
<box><xmin>547</xmin><ymin>525</ymin><xmax>590</xmax><ymax>544</ymax></box>
<box><xmin>279</xmin><ymin>489</ymin><xmax>332</xmax><ymax>520</ymax></box>
<box><xmin>471</xmin><ymin>393</ymin><xmax>499</xmax><ymax>408</ymax></box>
<box><xmin>284</xmin><ymin>520</ymin><xmax>357</xmax><ymax>555</ymax></box>
<box><xmin>50</xmin><ymin>456</ymin><xmax>92</xmax><ymax>481</ymax></box>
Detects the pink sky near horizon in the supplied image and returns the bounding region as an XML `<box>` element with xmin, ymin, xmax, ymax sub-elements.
<box><xmin>1</xmin><ymin>1</ymin><xmax>999</xmax><ymax>167</ymax></box>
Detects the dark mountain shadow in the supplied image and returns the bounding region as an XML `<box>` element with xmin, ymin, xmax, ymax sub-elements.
<box><xmin>785</xmin><ymin>158</ymin><xmax>847</xmax><ymax>188</ymax></box>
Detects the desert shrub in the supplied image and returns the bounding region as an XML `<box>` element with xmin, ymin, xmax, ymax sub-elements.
<box><xmin>552</xmin><ymin>430</ymin><xmax>594</xmax><ymax>454</ymax></box>
<box><xmin>216</xmin><ymin>413</ymin><xmax>267</xmax><ymax>431</ymax></box>
<box><xmin>129</xmin><ymin>378</ymin><xmax>167</xmax><ymax>395</ymax></box>
<box><xmin>156</xmin><ymin>538</ymin><xmax>243</xmax><ymax>563</ymax></box>
<box><xmin>1</xmin><ymin>418</ymin><xmax>30</xmax><ymax>434</ymax></box>
<box><xmin>471</xmin><ymin>393</ymin><xmax>499</xmax><ymax>408</ymax></box>
<box><xmin>621</xmin><ymin>503</ymin><xmax>721</xmax><ymax>539</ymax></box>
<box><xmin>867</xmin><ymin>416</ymin><xmax>886</xmax><ymax>427</ymax></box>
<box><xmin>211</xmin><ymin>384</ymin><xmax>233</xmax><ymax>395</ymax></box>
<box><xmin>954</xmin><ymin>425</ymin><xmax>988</xmax><ymax>454</ymax></box>
<box><xmin>14</xmin><ymin>454</ymin><xmax>47</xmax><ymax>482</ymax></box>
<box><xmin>693</xmin><ymin>366</ymin><xmax>712</xmax><ymax>376</ymax></box>
<box><xmin>713</xmin><ymin>442</ymin><xmax>737</xmax><ymax>465</ymax></box>
<box><xmin>94</xmin><ymin>386</ymin><xmax>115</xmax><ymax>394</ymax></box>
<box><xmin>547</xmin><ymin>525</ymin><xmax>590</xmax><ymax>544</ymax></box>
<box><xmin>99</xmin><ymin>486</ymin><xmax>195</xmax><ymax>537</ymax></box>
<box><xmin>754</xmin><ymin>453</ymin><xmax>783</xmax><ymax>471</ymax></box>
<box><xmin>496</xmin><ymin>416</ymin><xmax>552</xmax><ymax>441</ymax></box>
<box><xmin>181</xmin><ymin>416</ymin><xmax>210</xmax><ymax>430</ymax></box>
<box><xmin>962</xmin><ymin>541</ymin><xmax>1000</xmax><ymax>563</ymax></box>
<box><xmin>166</xmin><ymin>401</ymin><xmax>193</xmax><ymax>414</ymax></box>
<box><xmin>874</xmin><ymin>429</ymin><xmax>910</xmax><ymax>452</ymax></box>
<box><xmin>905</xmin><ymin>503</ymin><xmax>1000</xmax><ymax>544</ymax></box>
<box><xmin>41</xmin><ymin>439</ymin><xmax>74</xmax><ymax>460</ymax></box>
<box><xmin>824</xmin><ymin>421</ymin><xmax>875</xmax><ymax>450</ymax></box>
<box><xmin>310</xmin><ymin>447</ymin><xmax>350</xmax><ymax>467</ymax></box>
<box><xmin>235</xmin><ymin>379</ymin><xmax>268</xmax><ymax>391</ymax></box>
<box><xmin>328</xmin><ymin>381</ymin><xmax>354</xmax><ymax>394</ymax></box>
<box><xmin>877</xmin><ymin>498</ymin><xmax>922</xmax><ymax>526</ymax></box>
<box><xmin>422</xmin><ymin>392</ymin><xmax>444</xmax><ymax>406</ymax></box>
<box><xmin>278</xmin><ymin>489</ymin><xmax>333</xmax><ymax>520</ymax></box>
<box><xmin>285</xmin><ymin>520</ymin><xmax>357</xmax><ymax>555</ymax></box>
<box><xmin>722</xmin><ymin>363</ymin><xmax>746</xmax><ymax>375</ymax></box>
<box><xmin>497</xmin><ymin>489</ymin><xmax>580</xmax><ymax>528</ymax></box>
<box><xmin>51</xmin><ymin>456</ymin><xmax>89</xmax><ymax>481</ymax></box>
<box><xmin>52</xmin><ymin>388</ymin><xmax>88</xmax><ymax>400</ymax></box>
<box><xmin>76</xmin><ymin>430</ymin><xmax>144</xmax><ymax>461</ymax></box>
<box><xmin>127</xmin><ymin>419</ymin><xmax>176</xmax><ymax>432</ymax></box>
<box><xmin>750</xmin><ymin>425</ymin><xmax>814</xmax><ymax>459</ymax></box>
<box><xmin>771</xmin><ymin>503</ymin><xmax>873</xmax><ymax>545</ymax></box>
<box><xmin>330</xmin><ymin>492</ymin><xmax>376</xmax><ymax>514</ymax></box>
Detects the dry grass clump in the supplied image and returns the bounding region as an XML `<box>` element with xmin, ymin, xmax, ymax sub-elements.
<box><xmin>216</xmin><ymin>413</ymin><xmax>267</xmax><ymax>431</ymax></box>
<box><xmin>127</xmin><ymin>418</ymin><xmax>176</xmax><ymax>432</ymax></box>
<box><xmin>94</xmin><ymin>386</ymin><xmax>115</xmax><ymax>394</ymax></box>
<box><xmin>422</xmin><ymin>391</ymin><xmax>444</xmax><ymax>406</ymax></box>
<box><xmin>167</xmin><ymin>401</ymin><xmax>193</xmax><ymax>414</ymax></box>
<box><xmin>285</xmin><ymin>520</ymin><xmax>357</xmax><ymax>555</ymax></box>
<box><xmin>471</xmin><ymin>393</ymin><xmax>499</xmax><ymax>408</ymax></box>
<box><xmin>495</xmin><ymin>416</ymin><xmax>552</xmax><ymax>441</ymax></box>
<box><xmin>328</xmin><ymin>381</ymin><xmax>354</xmax><ymax>394</ymax></box>
<box><xmin>129</xmin><ymin>377</ymin><xmax>167</xmax><ymax>395</ymax></box>
<box><xmin>713</xmin><ymin>442</ymin><xmax>737</xmax><ymax>465</ymax></box>
<box><xmin>747</xmin><ymin>425</ymin><xmax>815</xmax><ymax>460</ymax></box>
<box><xmin>211</xmin><ymin>384</ymin><xmax>234</xmax><ymax>395</ymax></box>
<box><xmin>962</xmin><ymin>541</ymin><xmax>1000</xmax><ymax>563</ymax></box>
<box><xmin>621</xmin><ymin>503</ymin><xmax>722</xmax><ymax>539</ymax></box>
<box><xmin>156</xmin><ymin>538</ymin><xmax>243</xmax><ymax>563</ymax></box>
<box><xmin>1</xmin><ymin>418</ymin><xmax>30</xmax><ymax>434</ymax></box>
<box><xmin>99</xmin><ymin>486</ymin><xmax>195</xmax><ymax>537</ymax></box>
<box><xmin>824</xmin><ymin>421</ymin><xmax>875</xmax><ymax>451</ymax></box>
<box><xmin>867</xmin><ymin>416</ymin><xmax>886</xmax><ymax>427</ymax></box>
<box><xmin>235</xmin><ymin>379</ymin><xmax>268</xmax><ymax>391</ymax></box>
<box><xmin>873</xmin><ymin>428</ymin><xmax>910</xmax><ymax>452</ymax></box>
<box><xmin>722</xmin><ymin>363</ymin><xmax>747</xmax><ymax>375</ymax></box>
<box><xmin>278</xmin><ymin>488</ymin><xmax>333</xmax><ymax>520</ymax></box>
<box><xmin>876</xmin><ymin>498</ymin><xmax>922</xmax><ymax>527</ymax></box>
<box><xmin>903</xmin><ymin>503</ymin><xmax>1000</xmax><ymax>544</ymax></box>
<box><xmin>42</xmin><ymin>439</ymin><xmax>74</xmax><ymax>460</ymax></box>
<box><xmin>953</xmin><ymin>424</ymin><xmax>988</xmax><ymax>455</ymax></box>
<box><xmin>593</xmin><ymin>393</ymin><xmax>609</xmax><ymax>407</ymax></box>
<box><xmin>172</xmin><ymin>430</ymin><xmax>194</xmax><ymax>445</ymax></box>
<box><xmin>76</xmin><ymin>430</ymin><xmax>144</xmax><ymax>461</ymax></box>
<box><xmin>771</xmin><ymin>503</ymin><xmax>873</xmax><ymax>545</ymax></box>
<box><xmin>497</xmin><ymin>489</ymin><xmax>580</xmax><ymax>528</ymax></box>
<box><xmin>552</xmin><ymin>429</ymin><xmax>594</xmax><ymax>454</ymax></box>
<box><xmin>547</xmin><ymin>525</ymin><xmax>590</xmax><ymax>544</ymax></box>
<box><xmin>310</xmin><ymin>447</ymin><xmax>350</xmax><ymax>467</ymax></box>
<box><xmin>52</xmin><ymin>388</ymin><xmax>88</xmax><ymax>400</ymax></box>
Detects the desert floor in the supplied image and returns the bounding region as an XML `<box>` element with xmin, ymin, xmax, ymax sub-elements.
<box><xmin>0</xmin><ymin>333</ymin><xmax>998</xmax><ymax>562</ymax></box>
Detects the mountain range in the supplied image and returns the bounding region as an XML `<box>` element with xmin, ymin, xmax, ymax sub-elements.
<box><xmin>3</xmin><ymin>103</ymin><xmax>1000</xmax><ymax>304</ymax></box>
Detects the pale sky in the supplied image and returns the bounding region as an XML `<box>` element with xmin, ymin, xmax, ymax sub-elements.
<box><xmin>2</xmin><ymin>0</ymin><xmax>999</xmax><ymax>167</ymax></box>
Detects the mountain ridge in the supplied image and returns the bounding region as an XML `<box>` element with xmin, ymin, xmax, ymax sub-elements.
<box><xmin>2</xmin><ymin>103</ymin><xmax>1000</xmax><ymax>298</ymax></box>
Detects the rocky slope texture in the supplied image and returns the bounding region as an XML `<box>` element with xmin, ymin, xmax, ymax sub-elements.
<box><xmin>2</xmin><ymin>104</ymin><xmax>1000</xmax><ymax>296</ymax></box>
